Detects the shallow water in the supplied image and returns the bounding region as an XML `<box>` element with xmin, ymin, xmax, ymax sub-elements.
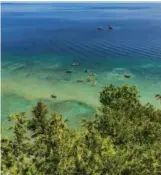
<box><xmin>2</xmin><ymin>3</ymin><xmax>161</xmax><ymax>135</ymax></box>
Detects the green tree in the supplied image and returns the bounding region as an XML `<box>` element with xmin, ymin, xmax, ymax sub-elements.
<box><xmin>1</xmin><ymin>85</ymin><xmax>161</xmax><ymax>175</ymax></box>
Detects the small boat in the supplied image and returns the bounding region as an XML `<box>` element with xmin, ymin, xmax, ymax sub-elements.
<box><xmin>108</xmin><ymin>25</ymin><xmax>113</xmax><ymax>30</ymax></box>
<box><xmin>124</xmin><ymin>74</ymin><xmax>131</xmax><ymax>78</ymax></box>
<box><xmin>72</xmin><ymin>63</ymin><xmax>80</xmax><ymax>66</ymax></box>
<box><xmin>72</xmin><ymin>63</ymin><xmax>77</xmax><ymax>66</ymax></box>
<box><xmin>97</xmin><ymin>26</ymin><xmax>103</xmax><ymax>30</ymax></box>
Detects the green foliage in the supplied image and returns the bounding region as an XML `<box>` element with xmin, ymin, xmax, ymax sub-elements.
<box><xmin>28</xmin><ymin>101</ymin><xmax>48</xmax><ymax>137</ymax></box>
<box><xmin>100</xmin><ymin>84</ymin><xmax>140</xmax><ymax>110</ymax></box>
<box><xmin>98</xmin><ymin>84</ymin><xmax>161</xmax><ymax>144</ymax></box>
<box><xmin>1</xmin><ymin>85</ymin><xmax>161</xmax><ymax>175</ymax></box>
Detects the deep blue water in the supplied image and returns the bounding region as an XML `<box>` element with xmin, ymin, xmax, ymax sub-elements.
<box><xmin>2</xmin><ymin>3</ymin><xmax>161</xmax><ymax>60</ymax></box>
<box><xmin>2</xmin><ymin>3</ymin><xmax>161</xmax><ymax>134</ymax></box>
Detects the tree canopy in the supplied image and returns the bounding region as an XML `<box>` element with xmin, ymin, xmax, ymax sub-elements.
<box><xmin>1</xmin><ymin>84</ymin><xmax>161</xmax><ymax>175</ymax></box>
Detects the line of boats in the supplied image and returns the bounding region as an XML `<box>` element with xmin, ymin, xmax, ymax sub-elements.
<box><xmin>98</xmin><ymin>25</ymin><xmax>113</xmax><ymax>31</ymax></box>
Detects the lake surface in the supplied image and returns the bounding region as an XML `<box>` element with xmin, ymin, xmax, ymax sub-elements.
<box><xmin>2</xmin><ymin>2</ymin><xmax>161</xmax><ymax>134</ymax></box>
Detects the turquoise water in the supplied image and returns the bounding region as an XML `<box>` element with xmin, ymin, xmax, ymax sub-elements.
<box><xmin>2</xmin><ymin>3</ymin><xmax>161</xmax><ymax>134</ymax></box>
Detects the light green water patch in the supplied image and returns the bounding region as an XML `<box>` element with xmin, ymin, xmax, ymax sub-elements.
<box><xmin>2</xmin><ymin>54</ymin><xmax>161</xmax><ymax>137</ymax></box>
<box><xmin>47</xmin><ymin>100</ymin><xmax>96</xmax><ymax>129</ymax></box>
<box><xmin>1</xmin><ymin>92</ymin><xmax>37</xmax><ymax>137</ymax></box>
<box><xmin>2</xmin><ymin>55</ymin><xmax>161</xmax><ymax>110</ymax></box>
<box><xmin>97</xmin><ymin>66</ymin><xmax>161</xmax><ymax>108</ymax></box>
<box><xmin>1</xmin><ymin>92</ymin><xmax>97</xmax><ymax>136</ymax></box>
<box><xmin>1</xmin><ymin>92</ymin><xmax>36</xmax><ymax>122</ymax></box>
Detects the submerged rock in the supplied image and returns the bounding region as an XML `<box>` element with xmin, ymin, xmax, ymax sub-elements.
<box><xmin>124</xmin><ymin>74</ymin><xmax>131</xmax><ymax>78</ymax></box>
<box><xmin>86</xmin><ymin>77</ymin><xmax>92</xmax><ymax>82</ymax></box>
<box><xmin>64</xmin><ymin>118</ymin><xmax>69</xmax><ymax>122</ymax></box>
<box><xmin>76</xmin><ymin>78</ymin><xmax>83</xmax><ymax>83</ymax></box>
<box><xmin>91</xmin><ymin>73</ymin><xmax>97</xmax><ymax>77</ymax></box>
<box><xmin>26</xmin><ymin>73</ymin><xmax>31</xmax><ymax>78</ymax></box>
<box><xmin>155</xmin><ymin>94</ymin><xmax>161</xmax><ymax>100</ymax></box>
<box><xmin>66</xmin><ymin>70</ymin><xmax>73</xmax><ymax>73</ymax></box>
<box><xmin>92</xmin><ymin>81</ymin><xmax>97</xmax><ymax>86</ymax></box>
<box><xmin>51</xmin><ymin>95</ymin><xmax>57</xmax><ymax>99</ymax></box>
